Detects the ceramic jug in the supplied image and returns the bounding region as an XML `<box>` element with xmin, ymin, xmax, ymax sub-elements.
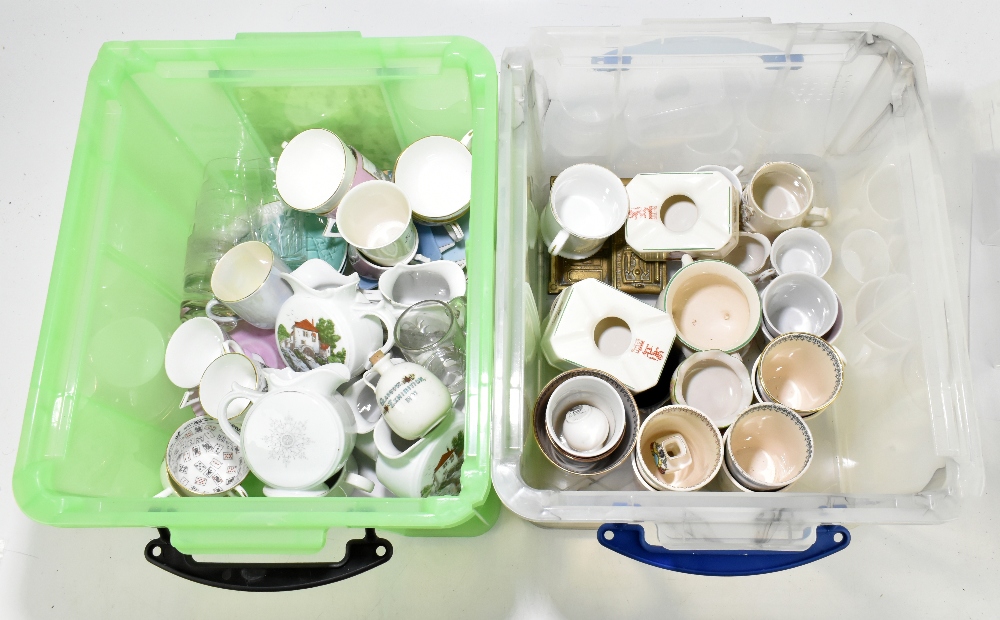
<box><xmin>275</xmin><ymin>270</ymin><xmax>396</xmax><ymax>376</ymax></box>
<box><xmin>215</xmin><ymin>364</ymin><xmax>360</xmax><ymax>496</ymax></box>
<box><xmin>373</xmin><ymin>408</ymin><xmax>465</xmax><ymax>498</ymax></box>
<box><xmin>364</xmin><ymin>351</ymin><xmax>452</xmax><ymax>440</ymax></box>
<box><xmin>377</xmin><ymin>260</ymin><xmax>467</xmax><ymax>317</ymax></box>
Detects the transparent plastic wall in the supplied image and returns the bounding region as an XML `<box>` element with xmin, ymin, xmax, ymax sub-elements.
<box><xmin>493</xmin><ymin>21</ymin><xmax>982</xmax><ymax>544</ymax></box>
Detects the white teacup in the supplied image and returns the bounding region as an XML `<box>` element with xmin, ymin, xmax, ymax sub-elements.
<box><xmin>724</xmin><ymin>403</ymin><xmax>813</xmax><ymax>492</ymax></box>
<box><xmin>742</xmin><ymin>162</ymin><xmax>828</xmax><ymax>237</ymax></box>
<box><xmin>541</xmin><ymin>163</ymin><xmax>629</xmax><ymax>259</ymax></box>
<box><xmin>768</xmin><ymin>227</ymin><xmax>832</xmax><ymax>277</ymax></box>
<box><xmin>199</xmin><ymin>352</ymin><xmax>267</xmax><ymax>422</ymax></box>
<box><xmin>544</xmin><ymin>375</ymin><xmax>627</xmax><ymax>461</ymax></box>
<box><xmin>758</xmin><ymin>332</ymin><xmax>844</xmax><ymax>416</ymax></box>
<box><xmin>634</xmin><ymin>405</ymin><xmax>723</xmax><ymax>492</ymax></box>
<box><xmin>156</xmin><ymin>418</ymin><xmax>249</xmax><ymax>498</ymax></box>
<box><xmin>657</xmin><ymin>257</ymin><xmax>761</xmax><ymax>355</ymax></box>
<box><xmin>670</xmin><ymin>350</ymin><xmax>752</xmax><ymax>428</ymax></box>
<box><xmin>722</xmin><ymin>232</ymin><xmax>771</xmax><ymax>276</ymax></box>
<box><xmin>209</xmin><ymin>241</ymin><xmax>293</xmax><ymax>329</ymax></box>
<box><xmin>275</xmin><ymin>128</ymin><xmax>384</xmax><ymax>217</ymax></box>
<box><xmin>328</xmin><ymin>180</ymin><xmax>418</xmax><ymax>267</ymax></box>
<box><xmin>394</xmin><ymin>134</ymin><xmax>472</xmax><ymax>225</ymax></box>
<box><xmin>761</xmin><ymin>272</ymin><xmax>838</xmax><ymax>337</ymax></box>
<box><xmin>760</xmin><ymin>294</ymin><xmax>844</xmax><ymax>344</ymax></box>
<box><xmin>164</xmin><ymin>317</ymin><xmax>243</xmax><ymax>389</ymax></box>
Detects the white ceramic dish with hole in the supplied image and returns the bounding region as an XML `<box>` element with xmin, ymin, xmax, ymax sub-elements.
<box><xmin>624</xmin><ymin>172</ymin><xmax>738</xmax><ymax>260</ymax></box>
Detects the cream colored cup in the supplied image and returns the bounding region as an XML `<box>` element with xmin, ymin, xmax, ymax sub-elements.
<box><xmin>742</xmin><ymin>162</ymin><xmax>828</xmax><ymax>237</ymax></box>
<box><xmin>634</xmin><ymin>405</ymin><xmax>723</xmax><ymax>492</ymax></box>
<box><xmin>657</xmin><ymin>257</ymin><xmax>761</xmax><ymax>354</ymax></box>
<box><xmin>724</xmin><ymin>403</ymin><xmax>813</xmax><ymax>491</ymax></box>
<box><xmin>758</xmin><ymin>332</ymin><xmax>844</xmax><ymax>416</ymax></box>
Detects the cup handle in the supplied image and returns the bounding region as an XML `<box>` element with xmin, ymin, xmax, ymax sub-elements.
<box><xmin>179</xmin><ymin>390</ymin><xmax>200</xmax><ymax>409</ymax></box>
<box><xmin>442</xmin><ymin>221</ymin><xmax>464</xmax><ymax>243</ymax></box>
<box><xmin>262</xmin><ymin>486</ymin><xmax>330</xmax><ymax>498</ymax></box>
<box><xmin>154</xmin><ymin>488</ymin><xmax>175</xmax><ymax>498</ymax></box>
<box><xmin>228</xmin><ymin>485</ymin><xmax>249</xmax><ymax>498</ymax></box>
<box><xmin>547</xmin><ymin>229</ymin><xmax>570</xmax><ymax>256</ymax></box>
<box><xmin>680</xmin><ymin>253</ymin><xmax>694</xmax><ymax>267</ymax></box>
<box><xmin>215</xmin><ymin>383</ymin><xmax>265</xmax><ymax>444</ymax></box>
<box><xmin>751</xmin><ymin>268</ymin><xmax>777</xmax><ymax>285</ymax></box>
<box><xmin>322</xmin><ymin>217</ymin><xmax>345</xmax><ymax>239</ymax></box>
<box><xmin>205</xmin><ymin>299</ymin><xmax>238</xmax><ymax>326</ymax></box>
<box><xmin>345</xmin><ymin>472</ymin><xmax>376</xmax><ymax>493</ymax></box>
<box><xmin>805</xmin><ymin>206</ymin><xmax>830</xmax><ymax>227</ymax></box>
<box><xmin>460</xmin><ymin>129</ymin><xmax>473</xmax><ymax>149</ymax></box>
<box><xmin>360</xmin><ymin>302</ymin><xmax>398</xmax><ymax>366</ymax></box>
<box><xmin>222</xmin><ymin>339</ymin><xmax>244</xmax><ymax>354</ymax></box>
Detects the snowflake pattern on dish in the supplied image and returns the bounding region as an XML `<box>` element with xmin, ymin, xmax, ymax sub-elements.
<box><xmin>262</xmin><ymin>416</ymin><xmax>313</xmax><ymax>466</ymax></box>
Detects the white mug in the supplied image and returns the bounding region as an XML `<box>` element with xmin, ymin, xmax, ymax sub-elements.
<box><xmin>165</xmin><ymin>317</ymin><xmax>244</xmax><ymax>389</ymax></box>
<box><xmin>541</xmin><ymin>163</ymin><xmax>629</xmax><ymax>259</ymax></box>
<box><xmin>209</xmin><ymin>241</ymin><xmax>293</xmax><ymax>329</ymax></box>
<box><xmin>761</xmin><ymin>272</ymin><xmax>838</xmax><ymax>337</ymax></box>
<box><xmin>766</xmin><ymin>227</ymin><xmax>832</xmax><ymax>278</ymax></box>
<box><xmin>544</xmin><ymin>374</ymin><xmax>627</xmax><ymax>461</ymax></box>
<box><xmin>394</xmin><ymin>132</ymin><xmax>473</xmax><ymax>225</ymax></box>
<box><xmin>742</xmin><ymin>162</ymin><xmax>828</xmax><ymax>237</ymax></box>
<box><xmin>326</xmin><ymin>181</ymin><xmax>419</xmax><ymax>267</ymax></box>
<box><xmin>199</xmin><ymin>351</ymin><xmax>267</xmax><ymax>422</ymax></box>
<box><xmin>373</xmin><ymin>408</ymin><xmax>465</xmax><ymax>498</ymax></box>
<box><xmin>275</xmin><ymin>128</ymin><xmax>385</xmax><ymax>217</ymax></box>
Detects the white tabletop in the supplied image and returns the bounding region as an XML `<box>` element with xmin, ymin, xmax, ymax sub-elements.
<box><xmin>1</xmin><ymin>2</ymin><xmax>998</xmax><ymax>617</ymax></box>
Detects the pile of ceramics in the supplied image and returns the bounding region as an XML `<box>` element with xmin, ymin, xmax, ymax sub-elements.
<box><xmin>159</xmin><ymin>128</ymin><xmax>473</xmax><ymax>499</ymax></box>
<box><xmin>535</xmin><ymin>161</ymin><xmax>843</xmax><ymax>493</ymax></box>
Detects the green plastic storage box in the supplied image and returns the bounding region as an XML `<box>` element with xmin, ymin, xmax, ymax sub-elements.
<box><xmin>13</xmin><ymin>32</ymin><xmax>499</xmax><ymax>567</ymax></box>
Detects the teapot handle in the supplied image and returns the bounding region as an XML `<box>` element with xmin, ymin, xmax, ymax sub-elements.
<box><xmin>215</xmin><ymin>383</ymin><xmax>265</xmax><ymax>445</ymax></box>
<box><xmin>359</xmin><ymin>302</ymin><xmax>398</xmax><ymax>369</ymax></box>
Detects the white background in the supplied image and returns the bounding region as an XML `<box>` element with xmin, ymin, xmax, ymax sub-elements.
<box><xmin>1</xmin><ymin>1</ymin><xmax>999</xmax><ymax>618</ymax></box>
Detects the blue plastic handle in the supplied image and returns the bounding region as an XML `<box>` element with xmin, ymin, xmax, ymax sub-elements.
<box><xmin>597</xmin><ymin>523</ymin><xmax>850</xmax><ymax>576</ymax></box>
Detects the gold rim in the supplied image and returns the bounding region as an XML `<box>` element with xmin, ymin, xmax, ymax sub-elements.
<box><xmin>277</xmin><ymin>128</ymin><xmax>354</xmax><ymax>214</ymax></box>
<box><xmin>758</xmin><ymin>332</ymin><xmax>843</xmax><ymax>414</ymax></box>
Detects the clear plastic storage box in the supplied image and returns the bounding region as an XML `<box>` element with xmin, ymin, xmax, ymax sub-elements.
<box><xmin>493</xmin><ymin>20</ymin><xmax>983</xmax><ymax>550</ymax></box>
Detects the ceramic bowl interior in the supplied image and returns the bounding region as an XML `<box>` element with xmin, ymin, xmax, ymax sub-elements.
<box><xmin>771</xmin><ymin>227</ymin><xmax>832</xmax><ymax>277</ymax></box>
<box><xmin>759</xmin><ymin>333</ymin><xmax>843</xmax><ymax>414</ymax></box>
<box><xmin>663</xmin><ymin>261</ymin><xmax>761</xmax><ymax>353</ymax></box>
<box><xmin>545</xmin><ymin>375</ymin><xmax>626</xmax><ymax>460</ymax></box>
<box><xmin>722</xmin><ymin>232</ymin><xmax>770</xmax><ymax>274</ymax></box>
<box><xmin>750</xmin><ymin>162</ymin><xmax>814</xmax><ymax>219</ymax></box>
<box><xmin>635</xmin><ymin>405</ymin><xmax>723</xmax><ymax>491</ymax></box>
<box><xmin>551</xmin><ymin>164</ymin><xmax>629</xmax><ymax>238</ymax></box>
<box><xmin>673</xmin><ymin>351</ymin><xmax>752</xmax><ymax>428</ymax></box>
<box><xmin>762</xmin><ymin>272</ymin><xmax>838</xmax><ymax>337</ymax></box>
<box><xmin>533</xmin><ymin>369</ymin><xmax>638</xmax><ymax>476</ymax></box>
<box><xmin>725</xmin><ymin>404</ymin><xmax>813</xmax><ymax>490</ymax></box>
<box><xmin>337</xmin><ymin>181</ymin><xmax>410</xmax><ymax>249</ymax></box>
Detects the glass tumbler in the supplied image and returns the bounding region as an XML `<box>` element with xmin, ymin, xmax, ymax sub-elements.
<box><xmin>394</xmin><ymin>298</ymin><xmax>467</xmax><ymax>394</ymax></box>
<box><xmin>243</xmin><ymin>157</ymin><xmax>308</xmax><ymax>270</ymax></box>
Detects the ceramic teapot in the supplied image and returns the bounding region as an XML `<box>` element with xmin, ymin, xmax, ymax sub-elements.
<box><xmin>374</xmin><ymin>408</ymin><xmax>465</xmax><ymax>498</ymax></box>
<box><xmin>215</xmin><ymin>364</ymin><xmax>360</xmax><ymax>496</ymax></box>
<box><xmin>275</xmin><ymin>270</ymin><xmax>396</xmax><ymax>377</ymax></box>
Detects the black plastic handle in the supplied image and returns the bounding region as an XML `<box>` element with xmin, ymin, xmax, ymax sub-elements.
<box><xmin>145</xmin><ymin>528</ymin><xmax>392</xmax><ymax>592</ymax></box>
